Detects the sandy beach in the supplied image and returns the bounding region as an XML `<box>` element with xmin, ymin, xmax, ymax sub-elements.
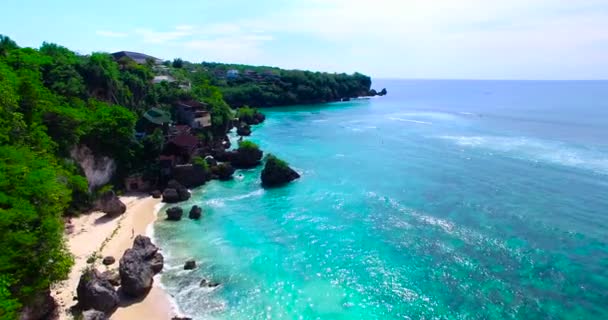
<box><xmin>51</xmin><ymin>194</ymin><xmax>174</xmax><ymax>320</ymax></box>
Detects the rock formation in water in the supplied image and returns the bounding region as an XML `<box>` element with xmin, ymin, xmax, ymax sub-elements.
<box><xmin>189</xmin><ymin>205</ymin><xmax>202</xmax><ymax>220</ymax></box>
<box><xmin>261</xmin><ymin>155</ymin><xmax>300</xmax><ymax>187</ymax></box>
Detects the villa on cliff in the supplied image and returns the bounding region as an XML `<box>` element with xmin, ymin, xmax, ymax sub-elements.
<box><xmin>174</xmin><ymin>100</ymin><xmax>212</xmax><ymax>129</ymax></box>
<box><xmin>111</xmin><ymin>51</ymin><xmax>162</xmax><ymax>64</ymax></box>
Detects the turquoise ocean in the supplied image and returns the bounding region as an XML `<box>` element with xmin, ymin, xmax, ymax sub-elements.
<box><xmin>154</xmin><ymin>80</ymin><xmax>608</xmax><ymax>319</ymax></box>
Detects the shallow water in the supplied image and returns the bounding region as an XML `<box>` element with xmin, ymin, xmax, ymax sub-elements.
<box><xmin>155</xmin><ymin>80</ymin><xmax>608</xmax><ymax>319</ymax></box>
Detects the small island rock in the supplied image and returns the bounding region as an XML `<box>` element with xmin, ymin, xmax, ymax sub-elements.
<box><xmin>261</xmin><ymin>155</ymin><xmax>300</xmax><ymax>188</ymax></box>
<box><xmin>166</xmin><ymin>207</ymin><xmax>183</xmax><ymax>221</ymax></box>
<box><xmin>189</xmin><ymin>205</ymin><xmax>202</xmax><ymax>220</ymax></box>
<box><xmin>184</xmin><ymin>260</ymin><xmax>196</xmax><ymax>270</ymax></box>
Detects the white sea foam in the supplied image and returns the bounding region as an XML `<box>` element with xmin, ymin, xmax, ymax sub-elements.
<box><xmin>439</xmin><ymin>135</ymin><xmax>608</xmax><ymax>174</ymax></box>
<box><xmin>205</xmin><ymin>189</ymin><xmax>265</xmax><ymax>208</ymax></box>
<box><xmin>388</xmin><ymin>117</ymin><xmax>432</xmax><ymax>125</ymax></box>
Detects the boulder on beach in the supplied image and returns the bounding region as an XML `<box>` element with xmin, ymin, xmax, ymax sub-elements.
<box><xmin>95</xmin><ymin>190</ymin><xmax>126</xmax><ymax>216</ymax></box>
<box><xmin>118</xmin><ymin>249</ymin><xmax>154</xmax><ymax>297</ymax></box>
<box><xmin>76</xmin><ymin>268</ymin><xmax>119</xmax><ymax>314</ymax></box>
<box><xmin>18</xmin><ymin>289</ymin><xmax>57</xmax><ymax>320</ymax></box>
<box><xmin>166</xmin><ymin>207</ymin><xmax>183</xmax><ymax>221</ymax></box>
<box><xmin>184</xmin><ymin>260</ymin><xmax>196</xmax><ymax>270</ymax></box>
<box><xmin>162</xmin><ymin>188</ymin><xmax>179</xmax><ymax>203</ymax></box>
<box><xmin>151</xmin><ymin>190</ymin><xmax>162</xmax><ymax>198</ymax></box>
<box><xmin>132</xmin><ymin>235</ymin><xmax>159</xmax><ymax>258</ymax></box>
<box><xmin>150</xmin><ymin>252</ymin><xmax>164</xmax><ymax>274</ymax></box>
<box><xmin>189</xmin><ymin>205</ymin><xmax>202</xmax><ymax>220</ymax></box>
<box><xmin>118</xmin><ymin>236</ymin><xmax>163</xmax><ymax>298</ymax></box>
<box><xmin>82</xmin><ymin>310</ymin><xmax>109</xmax><ymax>320</ymax></box>
<box><xmin>101</xmin><ymin>256</ymin><xmax>115</xmax><ymax>266</ymax></box>
<box><xmin>100</xmin><ymin>270</ymin><xmax>120</xmax><ymax>287</ymax></box>
<box><xmin>261</xmin><ymin>154</ymin><xmax>300</xmax><ymax>188</ymax></box>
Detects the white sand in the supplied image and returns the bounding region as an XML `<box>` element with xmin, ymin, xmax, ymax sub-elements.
<box><xmin>51</xmin><ymin>194</ymin><xmax>174</xmax><ymax>320</ymax></box>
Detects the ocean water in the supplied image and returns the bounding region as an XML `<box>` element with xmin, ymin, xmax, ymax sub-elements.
<box><xmin>154</xmin><ymin>80</ymin><xmax>608</xmax><ymax>319</ymax></box>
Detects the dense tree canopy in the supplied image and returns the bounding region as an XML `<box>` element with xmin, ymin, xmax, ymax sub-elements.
<box><xmin>199</xmin><ymin>62</ymin><xmax>373</xmax><ymax>107</ymax></box>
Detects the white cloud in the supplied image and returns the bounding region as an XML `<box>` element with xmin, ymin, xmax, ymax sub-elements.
<box><xmin>96</xmin><ymin>30</ymin><xmax>128</xmax><ymax>38</ymax></box>
<box><xmin>126</xmin><ymin>0</ymin><xmax>608</xmax><ymax>78</ymax></box>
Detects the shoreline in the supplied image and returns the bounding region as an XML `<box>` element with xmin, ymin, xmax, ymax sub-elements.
<box><xmin>51</xmin><ymin>193</ymin><xmax>176</xmax><ymax>320</ymax></box>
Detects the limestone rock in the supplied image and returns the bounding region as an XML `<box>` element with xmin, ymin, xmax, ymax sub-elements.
<box><xmin>76</xmin><ymin>268</ymin><xmax>119</xmax><ymax>313</ymax></box>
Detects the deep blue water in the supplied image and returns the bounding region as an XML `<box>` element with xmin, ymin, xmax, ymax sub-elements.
<box><xmin>155</xmin><ymin>80</ymin><xmax>608</xmax><ymax>319</ymax></box>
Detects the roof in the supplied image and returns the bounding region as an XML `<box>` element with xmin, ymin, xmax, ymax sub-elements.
<box><xmin>169</xmin><ymin>133</ymin><xmax>198</xmax><ymax>148</ymax></box>
<box><xmin>153</xmin><ymin>75</ymin><xmax>176</xmax><ymax>83</ymax></box>
<box><xmin>143</xmin><ymin>107</ymin><xmax>171</xmax><ymax>125</ymax></box>
<box><xmin>111</xmin><ymin>51</ymin><xmax>162</xmax><ymax>64</ymax></box>
<box><xmin>176</xmin><ymin>100</ymin><xmax>208</xmax><ymax>109</ymax></box>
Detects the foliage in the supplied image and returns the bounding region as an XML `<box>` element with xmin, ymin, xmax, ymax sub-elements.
<box><xmin>236</xmin><ymin>106</ymin><xmax>256</xmax><ymax>121</ymax></box>
<box><xmin>199</xmin><ymin>62</ymin><xmax>372</xmax><ymax>107</ymax></box>
<box><xmin>265</xmin><ymin>153</ymin><xmax>289</xmax><ymax>169</ymax></box>
<box><xmin>192</xmin><ymin>156</ymin><xmax>210</xmax><ymax>171</ymax></box>
<box><xmin>172</xmin><ymin>58</ymin><xmax>183</xmax><ymax>69</ymax></box>
<box><xmin>238</xmin><ymin>140</ymin><xmax>260</xmax><ymax>151</ymax></box>
<box><xmin>0</xmin><ymin>146</ymin><xmax>74</xmax><ymax>313</ymax></box>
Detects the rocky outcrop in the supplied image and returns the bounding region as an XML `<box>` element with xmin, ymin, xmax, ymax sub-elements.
<box><xmin>163</xmin><ymin>180</ymin><xmax>190</xmax><ymax>203</ymax></box>
<box><xmin>368</xmin><ymin>89</ymin><xmax>377</xmax><ymax>96</ymax></box>
<box><xmin>95</xmin><ymin>190</ymin><xmax>126</xmax><ymax>216</ymax></box>
<box><xmin>119</xmin><ymin>249</ymin><xmax>153</xmax><ymax>297</ymax></box>
<box><xmin>151</xmin><ymin>190</ymin><xmax>162</xmax><ymax>198</ymax></box>
<box><xmin>100</xmin><ymin>271</ymin><xmax>120</xmax><ymax>287</ymax></box>
<box><xmin>236</xmin><ymin>123</ymin><xmax>251</xmax><ymax>136</ymax></box>
<box><xmin>205</xmin><ymin>156</ymin><xmax>217</xmax><ymax>167</ymax></box>
<box><xmin>172</xmin><ymin>164</ymin><xmax>209</xmax><ymax>189</ymax></box>
<box><xmin>189</xmin><ymin>205</ymin><xmax>202</xmax><ymax>220</ymax></box>
<box><xmin>150</xmin><ymin>252</ymin><xmax>164</xmax><ymax>274</ymax></box>
<box><xmin>118</xmin><ymin>236</ymin><xmax>163</xmax><ymax>298</ymax></box>
<box><xmin>230</xmin><ymin>146</ymin><xmax>263</xmax><ymax>169</ymax></box>
<box><xmin>166</xmin><ymin>207</ymin><xmax>183</xmax><ymax>221</ymax></box>
<box><xmin>19</xmin><ymin>289</ymin><xmax>57</xmax><ymax>320</ymax></box>
<box><xmin>199</xmin><ymin>279</ymin><xmax>220</xmax><ymax>288</ymax></box>
<box><xmin>261</xmin><ymin>155</ymin><xmax>300</xmax><ymax>188</ymax></box>
<box><xmin>212</xmin><ymin>163</ymin><xmax>235</xmax><ymax>181</ymax></box>
<box><xmin>102</xmin><ymin>256</ymin><xmax>115</xmax><ymax>266</ymax></box>
<box><xmin>162</xmin><ymin>188</ymin><xmax>179</xmax><ymax>203</ymax></box>
<box><xmin>162</xmin><ymin>180</ymin><xmax>191</xmax><ymax>203</ymax></box>
<box><xmin>184</xmin><ymin>260</ymin><xmax>196</xmax><ymax>270</ymax></box>
<box><xmin>76</xmin><ymin>268</ymin><xmax>119</xmax><ymax>314</ymax></box>
<box><xmin>171</xmin><ymin>317</ymin><xmax>193</xmax><ymax>320</ymax></box>
<box><xmin>378</xmin><ymin>88</ymin><xmax>387</xmax><ymax>96</ymax></box>
<box><xmin>239</xmin><ymin>110</ymin><xmax>266</xmax><ymax>125</ymax></box>
<box><xmin>82</xmin><ymin>310</ymin><xmax>109</xmax><ymax>320</ymax></box>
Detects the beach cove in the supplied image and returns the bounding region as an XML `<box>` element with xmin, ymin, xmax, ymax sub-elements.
<box><xmin>51</xmin><ymin>194</ymin><xmax>176</xmax><ymax>320</ymax></box>
<box><xmin>153</xmin><ymin>80</ymin><xmax>608</xmax><ymax>319</ymax></box>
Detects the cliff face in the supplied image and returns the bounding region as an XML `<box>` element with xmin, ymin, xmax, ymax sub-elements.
<box><xmin>71</xmin><ymin>145</ymin><xmax>116</xmax><ymax>191</ymax></box>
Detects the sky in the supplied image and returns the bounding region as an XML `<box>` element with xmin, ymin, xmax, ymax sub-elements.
<box><xmin>2</xmin><ymin>0</ymin><xmax>608</xmax><ymax>79</ymax></box>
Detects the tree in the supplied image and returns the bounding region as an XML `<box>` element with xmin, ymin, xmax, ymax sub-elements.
<box><xmin>0</xmin><ymin>146</ymin><xmax>74</xmax><ymax>314</ymax></box>
<box><xmin>172</xmin><ymin>58</ymin><xmax>183</xmax><ymax>69</ymax></box>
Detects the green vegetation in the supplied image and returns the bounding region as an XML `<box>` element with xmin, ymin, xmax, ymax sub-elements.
<box><xmin>265</xmin><ymin>154</ymin><xmax>289</xmax><ymax>169</ymax></box>
<box><xmin>199</xmin><ymin>62</ymin><xmax>372</xmax><ymax>107</ymax></box>
<box><xmin>0</xmin><ymin>35</ymin><xmax>233</xmax><ymax>317</ymax></box>
<box><xmin>238</xmin><ymin>140</ymin><xmax>260</xmax><ymax>151</ymax></box>
<box><xmin>236</xmin><ymin>106</ymin><xmax>256</xmax><ymax>120</ymax></box>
